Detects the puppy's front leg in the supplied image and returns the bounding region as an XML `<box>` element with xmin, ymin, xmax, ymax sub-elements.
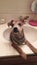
<box><xmin>25</xmin><ymin>40</ymin><xmax>37</xmax><ymax>54</ymax></box>
<box><xmin>12</xmin><ymin>42</ymin><xmax>27</xmax><ymax>60</ymax></box>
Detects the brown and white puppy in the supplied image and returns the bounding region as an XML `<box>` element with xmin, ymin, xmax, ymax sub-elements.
<box><xmin>7</xmin><ymin>16</ymin><xmax>37</xmax><ymax>60</ymax></box>
<box><xmin>8</xmin><ymin>16</ymin><xmax>29</xmax><ymax>45</ymax></box>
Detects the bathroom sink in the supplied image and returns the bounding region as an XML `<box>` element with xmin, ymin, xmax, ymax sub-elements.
<box><xmin>3</xmin><ymin>26</ymin><xmax>37</xmax><ymax>43</ymax></box>
<box><xmin>0</xmin><ymin>24</ymin><xmax>37</xmax><ymax>56</ymax></box>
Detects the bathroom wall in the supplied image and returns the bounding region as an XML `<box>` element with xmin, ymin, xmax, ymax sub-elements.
<box><xmin>0</xmin><ymin>0</ymin><xmax>37</xmax><ymax>22</ymax></box>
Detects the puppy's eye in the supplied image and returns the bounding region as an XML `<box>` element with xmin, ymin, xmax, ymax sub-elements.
<box><xmin>18</xmin><ymin>23</ymin><xmax>22</xmax><ymax>26</ymax></box>
<box><xmin>11</xmin><ymin>24</ymin><xmax>14</xmax><ymax>27</ymax></box>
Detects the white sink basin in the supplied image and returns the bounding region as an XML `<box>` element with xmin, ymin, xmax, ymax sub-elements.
<box><xmin>3</xmin><ymin>26</ymin><xmax>37</xmax><ymax>43</ymax></box>
<box><xmin>3</xmin><ymin>28</ymin><xmax>12</xmax><ymax>41</ymax></box>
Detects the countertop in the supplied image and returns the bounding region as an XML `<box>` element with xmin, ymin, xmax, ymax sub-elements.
<box><xmin>0</xmin><ymin>23</ymin><xmax>37</xmax><ymax>57</ymax></box>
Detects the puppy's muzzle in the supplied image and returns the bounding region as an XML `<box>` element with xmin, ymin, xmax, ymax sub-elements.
<box><xmin>13</xmin><ymin>27</ymin><xmax>19</xmax><ymax>33</ymax></box>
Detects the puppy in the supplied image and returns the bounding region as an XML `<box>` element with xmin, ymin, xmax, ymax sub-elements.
<box><xmin>8</xmin><ymin>16</ymin><xmax>37</xmax><ymax>60</ymax></box>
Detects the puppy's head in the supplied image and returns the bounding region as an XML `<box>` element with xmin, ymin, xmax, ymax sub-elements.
<box><xmin>8</xmin><ymin>16</ymin><xmax>29</xmax><ymax>34</ymax></box>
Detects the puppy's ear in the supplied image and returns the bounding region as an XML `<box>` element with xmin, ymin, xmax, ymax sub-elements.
<box><xmin>19</xmin><ymin>16</ymin><xmax>29</xmax><ymax>24</ymax></box>
<box><xmin>24</xmin><ymin>16</ymin><xmax>29</xmax><ymax>20</ymax></box>
<box><xmin>8</xmin><ymin>20</ymin><xmax>14</xmax><ymax>27</ymax></box>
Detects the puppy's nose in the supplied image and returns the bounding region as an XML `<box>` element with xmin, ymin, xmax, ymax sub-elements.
<box><xmin>13</xmin><ymin>27</ymin><xmax>18</xmax><ymax>33</ymax></box>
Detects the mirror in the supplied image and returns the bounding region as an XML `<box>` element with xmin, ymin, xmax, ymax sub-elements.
<box><xmin>29</xmin><ymin>0</ymin><xmax>37</xmax><ymax>26</ymax></box>
<box><xmin>31</xmin><ymin>0</ymin><xmax>37</xmax><ymax>13</ymax></box>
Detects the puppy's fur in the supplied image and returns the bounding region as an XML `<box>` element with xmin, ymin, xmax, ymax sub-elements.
<box><xmin>8</xmin><ymin>16</ymin><xmax>37</xmax><ymax>60</ymax></box>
